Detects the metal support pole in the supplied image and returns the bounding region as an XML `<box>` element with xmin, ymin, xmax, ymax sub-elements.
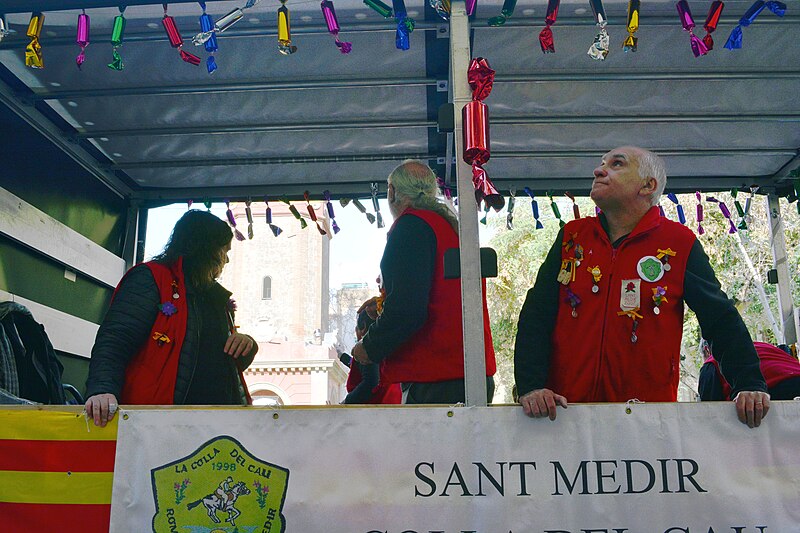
<box><xmin>450</xmin><ymin>1</ymin><xmax>487</xmax><ymax>406</ymax></box>
<box><xmin>766</xmin><ymin>194</ymin><xmax>797</xmax><ymax>345</ymax></box>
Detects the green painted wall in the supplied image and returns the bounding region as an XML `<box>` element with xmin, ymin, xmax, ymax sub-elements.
<box><xmin>58</xmin><ymin>353</ymin><xmax>90</xmax><ymax>400</ymax></box>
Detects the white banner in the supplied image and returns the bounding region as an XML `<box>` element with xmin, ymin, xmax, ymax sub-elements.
<box><xmin>111</xmin><ymin>402</ymin><xmax>800</xmax><ymax>533</ymax></box>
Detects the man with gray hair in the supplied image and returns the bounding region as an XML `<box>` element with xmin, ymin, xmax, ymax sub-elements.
<box><xmin>514</xmin><ymin>146</ymin><xmax>769</xmax><ymax>427</ymax></box>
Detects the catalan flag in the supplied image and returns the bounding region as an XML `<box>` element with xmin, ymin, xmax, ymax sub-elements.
<box><xmin>0</xmin><ymin>408</ymin><xmax>117</xmax><ymax>533</ymax></box>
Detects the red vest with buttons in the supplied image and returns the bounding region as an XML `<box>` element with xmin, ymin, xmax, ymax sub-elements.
<box><xmin>549</xmin><ymin>206</ymin><xmax>696</xmax><ymax>402</ymax></box>
<box><xmin>120</xmin><ymin>260</ymin><xmax>188</xmax><ymax>404</ymax></box>
<box><xmin>381</xmin><ymin>208</ymin><xmax>496</xmax><ymax>384</ymax></box>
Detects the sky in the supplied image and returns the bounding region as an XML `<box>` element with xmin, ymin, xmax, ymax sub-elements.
<box><xmin>144</xmin><ymin>199</ymin><xmax>498</xmax><ymax>291</ymax></box>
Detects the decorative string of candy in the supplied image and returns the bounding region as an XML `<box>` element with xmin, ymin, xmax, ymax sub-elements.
<box><xmin>705</xmin><ymin>195</ymin><xmax>737</xmax><ymax>233</ymax></box>
<box><xmin>282</xmin><ymin>197</ymin><xmax>308</xmax><ymax>228</ymax></box>
<box><xmin>197</xmin><ymin>3</ymin><xmax>219</xmax><ymax>73</ymax></box>
<box><xmin>392</xmin><ymin>0</ymin><xmax>415</xmax><ymax>51</ymax></box>
<box><xmin>702</xmin><ymin>0</ymin><xmax>724</xmax><ymax>50</ymax></box>
<box><xmin>658</xmin><ymin>204</ymin><xmax>666</xmax><ymax>217</ymax></box>
<box><xmin>162</xmin><ymin>4</ymin><xmax>201</xmax><ymax>65</ymax></box>
<box><xmin>108</xmin><ymin>7</ymin><xmax>126</xmax><ymax>70</ymax></box>
<box><xmin>76</xmin><ymin>10</ymin><xmax>90</xmax><ymax>69</ymax></box>
<box><xmin>429</xmin><ymin>0</ymin><xmax>451</xmax><ymax>21</ymax></box>
<box><xmin>587</xmin><ymin>0</ymin><xmax>610</xmax><ymax>61</ymax></box>
<box><xmin>193</xmin><ymin>0</ymin><xmax>260</xmax><ymax>55</ymax></box>
<box><xmin>265</xmin><ymin>197</ymin><xmax>283</xmax><ymax>236</ymax></box>
<box><xmin>623</xmin><ymin>0</ymin><xmax>639</xmax><ymax>52</ymax></box>
<box><xmin>278</xmin><ymin>0</ymin><xmax>298</xmax><ymax>55</ymax></box>
<box><xmin>523</xmin><ymin>187</ymin><xmax>544</xmax><ymax>229</ymax></box>
<box><xmin>539</xmin><ymin>0</ymin><xmax>560</xmax><ymax>53</ymax></box>
<box><xmin>321</xmin><ymin>0</ymin><xmax>352</xmax><ymax>53</ymax></box>
<box><xmin>547</xmin><ymin>191</ymin><xmax>565</xmax><ymax>228</ymax></box>
<box><xmin>370</xmin><ymin>183</ymin><xmax>385</xmax><ymax>228</ymax></box>
<box><xmin>480</xmin><ymin>201</ymin><xmax>490</xmax><ymax>225</ymax></box>
<box><xmin>203</xmin><ymin>199</ymin><xmax>212</xmax><ymax>210</ymax></box>
<box><xmin>225</xmin><ymin>200</ymin><xmax>247</xmax><ymax>240</ymax></box>
<box><xmin>506</xmin><ymin>188</ymin><xmax>516</xmax><ymax>230</ymax></box>
<box><xmin>186</xmin><ymin>200</ymin><xmax>193</xmax><ymax>209</ymax></box>
<box><xmin>488</xmin><ymin>0</ymin><xmax>517</xmax><ymax>26</ymax></box>
<box><xmin>304</xmin><ymin>191</ymin><xmax>328</xmax><ymax>235</ymax></box>
<box><xmin>666</xmin><ymin>193</ymin><xmax>686</xmax><ymax>224</ymax></box>
<box><xmin>725</xmin><ymin>0</ymin><xmax>786</xmax><ymax>50</ymax></box>
<box><xmin>463</xmin><ymin>58</ymin><xmax>504</xmax><ymax>211</ymax></box>
<box><xmin>364</xmin><ymin>0</ymin><xmax>393</xmax><ymax>18</ymax></box>
<box><xmin>565</xmin><ymin>192</ymin><xmax>580</xmax><ymax>220</ymax></box>
<box><xmin>436</xmin><ymin>176</ymin><xmax>454</xmax><ymax>202</ymax></box>
<box><xmin>676</xmin><ymin>0</ymin><xmax>708</xmax><ymax>57</ymax></box>
<box><xmin>340</xmin><ymin>198</ymin><xmax>376</xmax><ymax>224</ymax></box>
<box><xmin>25</xmin><ymin>13</ymin><xmax>45</xmax><ymax>69</ymax></box>
<box><xmin>0</xmin><ymin>15</ymin><xmax>16</xmax><ymax>44</ymax></box>
<box><xmin>730</xmin><ymin>188</ymin><xmax>747</xmax><ymax>230</ymax></box>
<box><xmin>695</xmin><ymin>191</ymin><xmax>705</xmax><ymax>235</ymax></box>
<box><xmin>323</xmin><ymin>190</ymin><xmax>341</xmax><ymax>234</ymax></box>
<box><xmin>245</xmin><ymin>199</ymin><xmax>254</xmax><ymax>239</ymax></box>
<box><xmin>466</xmin><ymin>0</ymin><xmax>478</xmax><ymax>16</ymax></box>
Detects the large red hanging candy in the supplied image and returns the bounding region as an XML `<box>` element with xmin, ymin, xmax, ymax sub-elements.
<box><xmin>462</xmin><ymin>58</ymin><xmax>504</xmax><ymax>212</ymax></box>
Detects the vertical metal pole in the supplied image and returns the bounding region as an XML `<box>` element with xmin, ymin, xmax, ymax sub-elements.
<box><xmin>122</xmin><ymin>202</ymin><xmax>141</xmax><ymax>270</ymax></box>
<box><xmin>766</xmin><ymin>194</ymin><xmax>797</xmax><ymax>344</ymax></box>
<box><xmin>450</xmin><ymin>1</ymin><xmax>487</xmax><ymax>406</ymax></box>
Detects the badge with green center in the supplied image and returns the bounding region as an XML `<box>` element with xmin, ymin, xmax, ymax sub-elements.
<box><xmin>636</xmin><ymin>255</ymin><xmax>664</xmax><ymax>283</ymax></box>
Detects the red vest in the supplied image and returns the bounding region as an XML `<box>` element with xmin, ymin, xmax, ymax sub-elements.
<box><xmin>382</xmin><ymin>208</ymin><xmax>496</xmax><ymax>384</ymax></box>
<box><xmin>120</xmin><ymin>260</ymin><xmax>188</xmax><ymax>404</ymax></box>
<box><xmin>706</xmin><ymin>341</ymin><xmax>800</xmax><ymax>400</ymax></box>
<box><xmin>345</xmin><ymin>362</ymin><xmax>402</xmax><ymax>404</ymax></box>
<box><xmin>549</xmin><ymin>207</ymin><xmax>696</xmax><ymax>402</ymax></box>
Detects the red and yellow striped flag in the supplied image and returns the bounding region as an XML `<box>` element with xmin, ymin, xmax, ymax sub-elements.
<box><xmin>0</xmin><ymin>408</ymin><xmax>117</xmax><ymax>533</ymax></box>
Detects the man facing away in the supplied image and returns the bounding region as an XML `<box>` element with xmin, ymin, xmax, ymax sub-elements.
<box><xmin>514</xmin><ymin>146</ymin><xmax>769</xmax><ymax>427</ymax></box>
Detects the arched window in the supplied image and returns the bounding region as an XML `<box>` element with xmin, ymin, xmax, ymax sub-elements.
<box><xmin>262</xmin><ymin>276</ymin><xmax>272</xmax><ymax>300</ymax></box>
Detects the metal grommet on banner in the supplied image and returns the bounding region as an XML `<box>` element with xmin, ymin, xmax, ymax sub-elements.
<box><xmin>625</xmin><ymin>398</ymin><xmax>644</xmax><ymax>414</ymax></box>
<box><xmin>122</xmin><ymin>412</ymin><xmax>129</xmax><ymax>420</ymax></box>
<box><xmin>447</xmin><ymin>410</ymin><xmax>454</xmax><ymax>417</ymax></box>
<box><xmin>273</xmin><ymin>412</ymin><xmax>280</xmax><ymax>420</ymax></box>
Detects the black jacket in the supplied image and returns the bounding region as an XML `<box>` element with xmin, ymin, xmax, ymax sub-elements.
<box><xmin>85</xmin><ymin>264</ymin><xmax>256</xmax><ymax>404</ymax></box>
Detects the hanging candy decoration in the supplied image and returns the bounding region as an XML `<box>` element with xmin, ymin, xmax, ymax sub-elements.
<box><xmin>323</xmin><ymin>190</ymin><xmax>341</xmax><ymax>234</ymax></box>
<box><xmin>264</xmin><ymin>197</ymin><xmax>283</xmax><ymax>236</ymax></box>
<box><xmin>162</xmin><ymin>4</ymin><xmax>202</xmax><ymax>65</ymax></box>
<box><xmin>743</xmin><ymin>185</ymin><xmax>759</xmax><ymax>226</ymax></box>
<box><xmin>695</xmin><ymin>191</ymin><xmax>705</xmax><ymax>235</ymax></box>
<box><xmin>523</xmin><ymin>187</ymin><xmax>544</xmax><ymax>229</ymax></box>
<box><xmin>658</xmin><ymin>204</ymin><xmax>666</xmax><ymax>217</ymax></box>
<box><xmin>430</xmin><ymin>0</ymin><xmax>451</xmax><ymax>21</ymax></box>
<box><xmin>0</xmin><ymin>15</ymin><xmax>16</xmax><ymax>44</ymax></box>
<box><xmin>465</xmin><ymin>0</ymin><xmax>478</xmax><ymax>16</ymax></box>
<box><xmin>480</xmin><ymin>202</ymin><xmax>490</xmax><ymax>225</ymax></box>
<box><xmin>702</xmin><ymin>0</ymin><xmax>724</xmax><ymax>50</ymax></box>
<box><xmin>587</xmin><ymin>0</ymin><xmax>610</xmax><ymax>61</ymax></box>
<box><xmin>488</xmin><ymin>0</ymin><xmax>517</xmax><ymax>26</ymax></box>
<box><xmin>225</xmin><ymin>200</ymin><xmax>247</xmax><ymax>241</ymax></box>
<box><xmin>724</xmin><ymin>0</ymin><xmax>785</xmax><ymax>50</ymax></box>
<box><xmin>303</xmin><ymin>191</ymin><xmax>328</xmax><ymax>235</ymax></box>
<box><xmin>281</xmin><ymin>197</ymin><xmax>308</xmax><ymax>229</ymax></box>
<box><xmin>25</xmin><ymin>13</ymin><xmax>45</xmax><ymax>69</ymax></box>
<box><xmin>623</xmin><ymin>0</ymin><xmax>640</xmax><ymax>52</ymax></box>
<box><xmin>278</xmin><ymin>0</ymin><xmax>298</xmax><ymax>55</ymax></box>
<box><xmin>198</xmin><ymin>3</ymin><xmax>219</xmax><ymax>74</ymax></box>
<box><xmin>463</xmin><ymin>58</ymin><xmax>505</xmax><ymax>211</ymax></box>
<box><xmin>339</xmin><ymin>199</ymin><xmax>376</xmax><ymax>224</ymax></box>
<box><xmin>666</xmin><ymin>193</ymin><xmax>686</xmax><ymax>224</ymax></box>
<box><xmin>548</xmin><ymin>192</ymin><xmax>566</xmax><ymax>228</ymax></box>
<box><xmin>203</xmin><ymin>199</ymin><xmax>212</xmax><ymax>210</ymax></box>
<box><xmin>193</xmin><ymin>0</ymin><xmax>260</xmax><ymax>46</ymax></box>
<box><xmin>364</xmin><ymin>0</ymin><xmax>393</xmax><ymax>18</ymax></box>
<box><xmin>706</xmin><ymin>196</ymin><xmax>737</xmax><ymax>233</ymax></box>
<box><xmin>731</xmin><ymin>188</ymin><xmax>747</xmax><ymax>230</ymax></box>
<box><xmin>538</xmin><ymin>0</ymin><xmax>561</xmax><ymax>53</ymax></box>
<box><xmin>506</xmin><ymin>188</ymin><xmax>516</xmax><ymax>230</ymax></box>
<box><xmin>108</xmin><ymin>8</ymin><xmax>126</xmax><ymax>71</ymax></box>
<box><xmin>75</xmin><ymin>10</ymin><xmax>90</xmax><ymax>69</ymax></box>
<box><xmin>676</xmin><ymin>0</ymin><xmax>708</xmax><ymax>57</ymax></box>
<box><xmin>321</xmin><ymin>0</ymin><xmax>352</xmax><ymax>53</ymax></box>
<box><xmin>370</xmin><ymin>183</ymin><xmax>385</xmax><ymax>228</ymax></box>
<box><xmin>392</xmin><ymin>0</ymin><xmax>415</xmax><ymax>50</ymax></box>
<box><xmin>187</xmin><ymin>200</ymin><xmax>194</xmax><ymax>209</ymax></box>
<box><xmin>565</xmin><ymin>192</ymin><xmax>580</xmax><ymax>220</ymax></box>
<box><xmin>245</xmin><ymin>199</ymin><xmax>254</xmax><ymax>239</ymax></box>
<box><xmin>437</xmin><ymin>176</ymin><xmax>454</xmax><ymax>202</ymax></box>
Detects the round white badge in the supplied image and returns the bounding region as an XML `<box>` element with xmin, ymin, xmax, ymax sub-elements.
<box><xmin>637</xmin><ymin>255</ymin><xmax>665</xmax><ymax>283</ymax></box>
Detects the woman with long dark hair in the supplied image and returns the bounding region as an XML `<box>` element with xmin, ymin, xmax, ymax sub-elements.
<box><xmin>85</xmin><ymin>210</ymin><xmax>257</xmax><ymax>426</ymax></box>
